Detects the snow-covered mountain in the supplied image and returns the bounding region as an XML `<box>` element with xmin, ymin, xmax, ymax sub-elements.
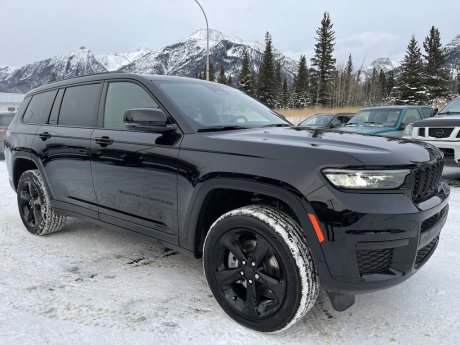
<box><xmin>119</xmin><ymin>30</ymin><xmax>297</xmax><ymax>82</ymax></box>
<box><xmin>445</xmin><ymin>34</ymin><xmax>460</xmax><ymax>76</ymax></box>
<box><xmin>0</xmin><ymin>48</ymin><xmax>106</xmax><ymax>93</ymax></box>
<box><xmin>0</xmin><ymin>30</ymin><xmax>297</xmax><ymax>94</ymax></box>
<box><xmin>96</xmin><ymin>48</ymin><xmax>151</xmax><ymax>71</ymax></box>
<box><xmin>365</xmin><ymin>57</ymin><xmax>401</xmax><ymax>74</ymax></box>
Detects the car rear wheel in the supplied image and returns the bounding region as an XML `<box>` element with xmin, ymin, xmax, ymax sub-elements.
<box><xmin>17</xmin><ymin>169</ymin><xmax>66</xmax><ymax>235</ymax></box>
<box><xmin>203</xmin><ymin>205</ymin><xmax>319</xmax><ymax>332</ymax></box>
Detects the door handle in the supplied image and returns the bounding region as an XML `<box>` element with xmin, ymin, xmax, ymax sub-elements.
<box><xmin>94</xmin><ymin>136</ymin><xmax>114</xmax><ymax>147</ymax></box>
<box><xmin>38</xmin><ymin>132</ymin><xmax>52</xmax><ymax>141</ymax></box>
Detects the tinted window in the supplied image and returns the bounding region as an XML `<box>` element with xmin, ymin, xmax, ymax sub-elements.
<box><xmin>300</xmin><ymin>114</ymin><xmax>334</xmax><ymax>126</ymax></box>
<box><xmin>104</xmin><ymin>82</ymin><xmax>158</xmax><ymax>129</ymax></box>
<box><xmin>58</xmin><ymin>84</ymin><xmax>101</xmax><ymax>127</ymax></box>
<box><xmin>22</xmin><ymin>90</ymin><xmax>57</xmax><ymax>124</ymax></box>
<box><xmin>349</xmin><ymin>109</ymin><xmax>402</xmax><ymax>127</ymax></box>
<box><xmin>156</xmin><ymin>81</ymin><xmax>288</xmax><ymax>129</ymax></box>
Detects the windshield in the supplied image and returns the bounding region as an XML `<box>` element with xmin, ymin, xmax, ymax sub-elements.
<box><xmin>299</xmin><ymin>114</ymin><xmax>334</xmax><ymax>126</ymax></box>
<box><xmin>155</xmin><ymin>81</ymin><xmax>289</xmax><ymax>130</ymax></box>
<box><xmin>348</xmin><ymin>109</ymin><xmax>402</xmax><ymax>127</ymax></box>
<box><xmin>439</xmin><ymin>97</ymin><xmax>460</xmax><ymax>114</ymax></box>
<box><xmin>0</xmin><ymin>114</ymin><xmax>15</xmax><ymax>126</ymax></box>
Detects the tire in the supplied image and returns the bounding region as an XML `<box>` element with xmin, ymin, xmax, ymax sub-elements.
<box><xmin>203</xmin><ymin>205</ymin><xmax>319</xmax><ymax>332</ymax></box>
<box><xmin>17</xmin><ymin>169</ymin><xmax>66</xmax><ymax>235</ymax></box>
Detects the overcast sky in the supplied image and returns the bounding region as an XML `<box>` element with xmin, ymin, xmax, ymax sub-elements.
<box><xmin>1</xmin><ymin>0</ymin><xmax>460</xmax><ymax>68</ymax></box>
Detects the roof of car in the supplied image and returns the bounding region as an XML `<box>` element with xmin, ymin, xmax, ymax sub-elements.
<box><xmin>24</xmin><ymin>72</ymin><xmax>213</xmax><ymax>97</ymax></box>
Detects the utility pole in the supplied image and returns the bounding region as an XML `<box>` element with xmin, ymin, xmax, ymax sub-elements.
<box><xmin>194</xmin><ymin>0</ymin><xmax>210</xmax><ymax>81</ymax></box>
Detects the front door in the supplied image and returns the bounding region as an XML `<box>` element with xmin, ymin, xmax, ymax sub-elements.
<box><xmin>90</xmin><ymin>81</ymin><xmax>181</xmax><ymax>244</ymax></box>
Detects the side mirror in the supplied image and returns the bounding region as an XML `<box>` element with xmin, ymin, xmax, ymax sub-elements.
<box><xmin>123</xmin><ymin>108</ymin><xmax>176</xmax><ymax>133</ymax></box>
<box><xmin>431</xmin><ymin>107</ymin><xmax>438</xmax><ymax>117</ymax></box>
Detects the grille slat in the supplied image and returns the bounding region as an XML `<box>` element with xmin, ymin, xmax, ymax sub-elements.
<box><xmin>356</xmin><ymin>248</ymin><xmax>393</xmax><ymax>276</ymax></box>
<box><xmin>411</xmin><ymin>161</ymin><xmax>443</xmax><ymax>203</ymax></box>
<box><xmin>428</xmin><ymin>127</ymin><xmax>454</xmax><ymax>138</ymax></box>
<box><xmin>418</xmin><ymin>128</ymin><xmax>426</xmax><ymax>137</ymax></box>
<box><xmin>415</xmin><ymin>236</ymin><xmax>439</xmax><ymax>268</ymax></box>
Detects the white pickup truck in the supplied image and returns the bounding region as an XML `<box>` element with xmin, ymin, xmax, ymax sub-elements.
<box><xmin>403</xmin><ymin>96</ymin><xmax>460</xmax><ymax>165</ymax></box>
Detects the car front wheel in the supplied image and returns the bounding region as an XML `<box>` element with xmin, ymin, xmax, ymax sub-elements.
<box><xmin>203</xmin><ymin>205</ymin><xmax>319</xmax><ymax>332</ymax></box>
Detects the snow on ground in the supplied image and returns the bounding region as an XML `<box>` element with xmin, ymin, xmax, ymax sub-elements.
<box><xmin>0</xmin><ymin>160</ymin><xmax>459</xmax><ymax>345</ymax></box>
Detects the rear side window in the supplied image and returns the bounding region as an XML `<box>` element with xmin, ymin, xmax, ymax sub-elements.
<box><xmin>22</xmin><ymin>90</ymin><xmax>57</xmax><ymax>124</ymax></box>
<box><xmin>103</xmin><ymin>82</ymin><xmax>159</xmax><ymax>130</ymax></box>
<box><xmin>58</xmin><ymin>84</ymin><xmax>101</xmax><ymax>127</ymax></box>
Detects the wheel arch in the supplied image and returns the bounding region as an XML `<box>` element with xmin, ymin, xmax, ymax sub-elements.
<box><xmin>11</xmin><ymin>152</ymin><xmax>51</xmax><ymax>195</ymax></box>
<box><xmin>183</xmin><ymin>177</ymin><xmax>325</xmax><ymax>263</ymax></box>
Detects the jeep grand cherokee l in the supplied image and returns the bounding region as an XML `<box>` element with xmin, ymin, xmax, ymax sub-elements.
<box><xmin>3</xmin><ymin>73</ymin><xmax>450</xmax><ymax>332</ymax></box>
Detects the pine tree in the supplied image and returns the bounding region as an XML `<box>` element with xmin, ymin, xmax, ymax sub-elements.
<box><xmin>291</xmin><ymin>55</ymin><xmax>309</xmax><ymax>108</ymax></box>
<box><xmin>387</xmin><ymin>70</ymin><xmax>395</xmax><ymax>97</ymax></box>
<box><xmin>227</xmin><ymin>75</ymin><xmax>233</xmax><ymax>87</ymax></box>
<box><xmin>257</xmin><ymin>32</ymin><xmax>276</xmax><ymax>107</ymax></box>
<box><xmin>378</xmin><ymin>69</ymin><xmax>387</xmax><ymax>101</ymax></box>
<box><xmin>281</xmin><ymin>78</ymin><xmax>289</xmax><ymax>108</ymax></box>
<box><xmin>423</xmin><ymin>26</ymin><xmax>450</xmax><ymax>101</ymax></box>
<box><xmin>396</xmin><ymin>35</ymin><xmax>428</xmax><ymax>105</ymax></box>
<box><xmin>310</xmin><ymin>12</ymin><xmax>336</xmax><ymax>106</ymax></box>
<box><xmin>457</xmin><ymin>73</ymin><xmax>460</xmax><ymax>95</ymax></box>
<box><xmin>209</xmin><ymin>61</ymin><xmax>215</xmax><ymax>82</ymax></box>
<box><xmin>217</xmin><ymin>64</ymin><xmax>227</xmax><ymax>84</ymax></box>
<box><xmin>48</xmin><ymin>72</ymin><xmax>57</xmax><ymax>83</ymax></box>
<box><xmin>239</xmin><ymin>50</ymin><xmax>252</xmax><ymax>94</ymax></box>
<box><xmin>344</xmin><ymin>54</ymin><xmax>353</xmax><ymax>102</ymax></box>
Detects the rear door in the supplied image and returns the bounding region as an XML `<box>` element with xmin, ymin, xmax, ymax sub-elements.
<box><xmin>90</xmin><ymin>80</ymin><xmax>181</xmax><ymax>244</ymax></box>
<box><xmin>35</xmin><ymin>82</ymin><xmax>102</xmax><ymax>218</ymax></box>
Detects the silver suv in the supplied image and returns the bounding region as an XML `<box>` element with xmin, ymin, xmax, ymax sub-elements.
<box><xmin>403</xmin><ymin>97</ymin><xmax>460</xmax><ymax>165</ymax></box>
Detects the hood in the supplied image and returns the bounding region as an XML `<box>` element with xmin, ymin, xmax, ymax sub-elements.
<box><xmin>412</xmin><ymin>115</ymin><xmax>460</xmax><ymax>127</ymax></box>
<box><xmin>189</xmin><ymin>126</ymin><xmax>439</xmax><ymax>167</ymax></box>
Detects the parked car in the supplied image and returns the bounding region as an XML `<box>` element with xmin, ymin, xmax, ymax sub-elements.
<box><xmin>4</xmin><ymin>73</ymin><xmax>449</xmax><ymax>332</ymax></box>
<box><xmin>403</xmin><ymin>96</ymin><xmax>460</xmax><ymax>165</ymax></box>
<box><xmin>341</xmin><ymin>105</ymin><xmax>434</xmax><ymax>137</ymax></box>
<box><xmin>0</xmin><ymin>112</ymin><xmax>16</xmax><ymax>159</ymax></box>
<box><xmin>298</xmin><ymin>113</ymin><xmax>354</xmax><ymax>128</ymax></box>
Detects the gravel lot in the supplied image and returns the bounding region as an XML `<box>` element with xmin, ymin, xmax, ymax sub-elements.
<box><xmin>1</xmin><ymin>161</ymin><xmax>459</xmax><ymax>345</ymax></box>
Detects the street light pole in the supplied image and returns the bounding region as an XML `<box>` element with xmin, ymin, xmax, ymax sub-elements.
<box><xmin>194</xmin><ymin>0</ymin><xmax>210</xmax><ymax>81</ymax></box>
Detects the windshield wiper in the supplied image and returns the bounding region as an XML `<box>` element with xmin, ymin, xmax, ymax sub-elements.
<box><xmin>363</xmin><ymin>121</ymin><xmax>383</xmax><ymax>125</ymax></box>
<box><xmin>261</xmin><ymin>123</ymin><xmax>291</xmax><ymax>128</ymax></box>
<box><xmin>197</xmin><ymin>125</ymin><xmax>249</xmax><ymax>132</ymax></box>
<box><xmin>345</xmin><ymin>123</ymin><xmax>359</xmax><ymax>126</ymax></box>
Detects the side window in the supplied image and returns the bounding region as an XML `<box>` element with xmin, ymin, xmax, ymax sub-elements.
<box><xmin>58</xmin><ymin>84</ymin><xmax>101</xmax><ymax>127</ymax></box>
<box><xmin>402</xmin><ymin>109</ymin><xmax>421</xmax><ymax>127</ymax></box>
<box><xmin>22</xmin><ymin>90</ymin><xmax>57</xmax><ymax>125</ymax></box>
<box><xmin>104</xmin><ymin>82</ymin><xmax>159</xmax><ymax>130</ymax></box>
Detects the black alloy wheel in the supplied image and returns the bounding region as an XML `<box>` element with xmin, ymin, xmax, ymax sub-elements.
<box><xmin>213</xmin><ymin>229</ymin><xmax>287</xmax><ymax>319</ymax></box>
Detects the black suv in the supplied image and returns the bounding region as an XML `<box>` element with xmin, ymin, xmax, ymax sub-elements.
<box><xmin>3</xmin><ymin>73</ymin><xmax>450</xmax><ymax>332</ymax></box>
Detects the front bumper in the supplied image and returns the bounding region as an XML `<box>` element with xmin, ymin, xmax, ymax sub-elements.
<box><xmin>422</xmin><ymin>140</ymin><xmax>460</xmax><ymax>165</ymax></box>
<box><xmin>308</xmin><ymin>180</ymin><xmax>450</xmax><ymax>295</ymax></box>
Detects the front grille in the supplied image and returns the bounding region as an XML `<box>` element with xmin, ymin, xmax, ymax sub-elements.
<box><xmin>356</xmin><ymin>248</ymin><xmax>393</xmax><ymax>276</ymax></box>
<box><xmin>428</xmin><ymin>127</ymin><xmax>454</xmax><ymax>138</ymax></box>
<box><xmin>440</xmin><ymin>148</ymin><xmax>455</xmax><ymax>160</ymax></box>
<box><xmin>411</xmin><ymin>161</ymin><xmax>443</xmax><ymax>203</ymax></box>
<box><xmin>415</xmin><ymin>236</ymin><xmax>439</xmax><ymax>268</ymax></box>
<box><xmin>418</xmin><ymin>128</ymin><xmax>426</xmax><ymax>137</ymax></box>
<box><xmin>421</xmin><ymin>207</ymin><xmax>446</xmax><ymax>233</ymax></box>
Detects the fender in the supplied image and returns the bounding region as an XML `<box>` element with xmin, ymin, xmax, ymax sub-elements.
<box><xmin>180</xmin><ymin>176</ymin><xmax>327</xmax><ymax>266</ymax></box>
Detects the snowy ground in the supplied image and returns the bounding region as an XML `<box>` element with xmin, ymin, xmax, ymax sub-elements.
<box><xmin>0</xmin><ymin>160</ymin><xmax>459</xmax><ymax>345</ymax></box>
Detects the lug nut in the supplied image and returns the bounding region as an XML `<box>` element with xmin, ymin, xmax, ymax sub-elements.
<box><xmin>232</xmin><ymin>296</ymin><xmax>237</xmax><ymax>300</ymax></box>
<box><xmin>255</xmin><ymin>274</ymin><xmax>259</xmax><ymax>279</ymax></box>
<box><xmin>242</xmin><ymin>260</ymin><xmax>246</xmax><ymax>265</ymax></box>
<box><xmin>251</xmin><ymin>262</ymin><xmax>256</xmax><ymax>267</ymax></box>
<box><xmin>248</xmin><ymin>279</ymin><xmax>253</xmax><ymax>284</ymax></box>
<box><xmin>240</xmin><ymin>271</ymin><xmax>244</xmax><ymax>276</ymax></box>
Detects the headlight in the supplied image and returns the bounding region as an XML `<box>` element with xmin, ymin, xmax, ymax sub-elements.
<box><xmin>402</xmin><ymin>124</ymin><xmax>414</xmax><ymax>139</ymax></box>
<box><xmin>323</xmin><ymin>169</ymin><xmax>410</xmax><ymax>189</ymax></box>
